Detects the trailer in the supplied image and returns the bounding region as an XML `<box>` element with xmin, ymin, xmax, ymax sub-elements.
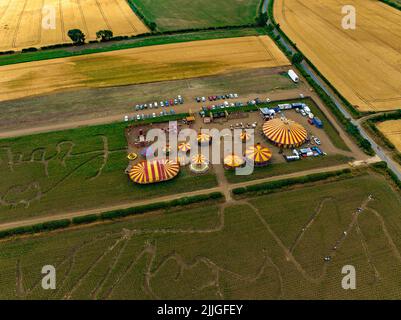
<box><xmin>288</xmin><ymin>69</ymin><xmax>299</xmax><ymax>83</ymax></box>
<box><xmin>313</xmin><ymin>117</ymin><xmax>323</xmax><ymax>128</ymax></box>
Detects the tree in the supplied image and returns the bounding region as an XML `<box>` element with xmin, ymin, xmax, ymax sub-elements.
<box><xmin>149</xmin><ymin>22</ymin><xmax>157</xmax><ymax>31</ymax></box>
<box><xmin>67</xmin><ymin>29</ymin><xmax>85</xmax><ymax>45</ymax></box>
<box><xmin>96</xmin><ymin>30</ymin><xmax>114</xmax><ymax>42</ymax></box>
<box><xmin>255</xmin><ymin>12</ymin><xmax>268</xmax><ymax>26</ymax></box>
<box><xmin>291</xmin><ymin>52</ymin><xmax>304</xmax><ymax>64</ymax></box>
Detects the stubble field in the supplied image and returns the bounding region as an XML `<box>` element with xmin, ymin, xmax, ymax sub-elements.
<box><xmin>274</xmin><ymin>0</ymin><xmax>401</xmax><ymax>112</ymax></box>
<box><xmin>377</xmin><ymin>120</ymin><xmax>401</xmax><ymax>152</ymax></box>
<box><xmin>0</xmin><ymin>35</ymin><xmax>290</xmax><ymax>101</ymax></box>
<box><xmin>0</xmin><ymin>0</ymin><xmax>149</xmax><ymax>52</ymax></box>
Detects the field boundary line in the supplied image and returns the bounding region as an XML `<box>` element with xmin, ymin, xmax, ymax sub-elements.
<box><xmin>0</xmin><ymin>164</ymin><xmax>354</xmax><ymax>232</ymax></box>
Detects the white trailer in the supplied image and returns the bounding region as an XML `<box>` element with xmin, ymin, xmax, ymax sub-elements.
<box><xmin>288</xmin><ymin>69</ymin><xmax>299</xmax><ymax>83</ymax></box>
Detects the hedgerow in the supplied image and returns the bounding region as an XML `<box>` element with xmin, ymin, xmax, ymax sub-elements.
<box><xmin>232</xmin><ymin>169</ymin><xmax>353</xmax><ymax>196</ymax></box>
<box><xmin>0</xmin><ymin>192</ymin><xmax>224</xmax><ymax>239</ymax></box>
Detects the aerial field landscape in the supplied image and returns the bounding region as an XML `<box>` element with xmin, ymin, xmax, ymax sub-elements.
<box><xmin>0</xmin><ymin>35</ymin><xmax>290</xmax><ymax>101</ymax></box>
<box><xmin>0</xmin><ymin>0</ymin><xmax>400</xmax><ymax>304</ymax></box>
<box><xmin>0</xmin><ymin>0</ymin><xmax>149</xmax><ymax>52</ymax></box>
<box><xmin>1</xmin><ymin>173</ymin><xmax>401</xmax><ymax>299</ymax></box>
<box><xmin>274</xmin><ymin>0</ymin><xmax>401</xmax><ymax>112</ymax></box>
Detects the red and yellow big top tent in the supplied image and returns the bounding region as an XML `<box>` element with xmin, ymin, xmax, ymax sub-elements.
<box><xmin>129</xmin><ymin>159</ymin><xmax>180</xmax><ymax>184</ymax></box>
<box><xmin>262</xmin><ymin>118</ymin><xmax>307</xmax><ymax>148</ymax></box>
<box><xmin>245</xmin><ymin>144</ymin><xmax>272</xmax><ymax>166</ymax></box>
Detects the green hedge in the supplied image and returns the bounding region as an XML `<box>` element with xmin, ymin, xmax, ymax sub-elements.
<box><xmin>379</xmin><ymin>0</ymin><xmax>401</xmax><ymax>11</ymax></box>
<box><xmin>232</xmin><ymin>168</ymin><xmax>352</xmax><ymax>196</ymax></box>
<box><xmin>0</xmin><ymin>192</ymin><xmax>224</xmax><ymax>239</ymax></box>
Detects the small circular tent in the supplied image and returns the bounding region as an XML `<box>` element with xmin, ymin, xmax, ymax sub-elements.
<box><xmin>223</xmin><ymin>154</ymin><xmax>245</xmax><ymax>170</ymax></box>
<box><xmin>262</xmin><ymin>118</ymin><xmax>307</xmax><ymax>148</ymax></box>
<box><xmin>129</xmin><ymin>159</ymin><xmax>180</xmax><ymax>184</ymax></box>
<box><xmin>178</xmin><ymin>142</ymin><xmax>191</xmax><ymax>153</ymax></box>
<box><xmin>197</xmin><ymin>132</ymin><xmax>211</xmax><ymax>145</ymax></box>
<box><xmin>240</xmin><ymin>131</ymin><xmax>251</xmax><ymax>143</ymax></box>
<box><xmin>189</xmin><ymin>154</ymin><xmax>209</xmax><ymax>174</ymax></box>
<box><xmin>245</xmin><ymin>144</ymin><xmax>272</xmax><ymax>167</ymax></box>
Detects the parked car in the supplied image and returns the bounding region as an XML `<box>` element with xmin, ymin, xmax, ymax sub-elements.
<box><xmin>136</xmin><ymin>114</ymin><xmax>141</xmax><ymax>120</ymax></box>
<box><xmin>152</xmin><ymin>112</ymin><xmax>156</xmax><ymax>118</ymax></box>
<box><xmin>314</xmin><ymin>137</ymin><xmax>321</xmax><ymax>145</ymax></box>
<box><xmin>196</xmin><ymin>97</ymin><xmax>201</xmax><ymax>103</ymax></box>
<box><xmin>124</xmin><ymin>115</ymin><xmax>129</xmax><ymax>122</ymax></box>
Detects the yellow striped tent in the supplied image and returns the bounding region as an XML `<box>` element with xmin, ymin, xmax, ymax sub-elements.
<box><xmin>197</xmin><ymin>133</ymin><xmax>211</xmax><ymax>145</ymax></box>
<box><xmin>129</xmin><ymin>159</ymin><xmax>180</xmax><ymax>184</ymax></box>
<box><xmin>191</xmin><ymin>154</ymin><xmax>207</xmax><ymax>165</ymax></box>
<box><xmin>262</xmin><ymin>118</ymin><xmax>307</xmax><ymax>148</ymax></box>
<box><xmin>178</xmin><ymin>142</ymin><xmax>191</xmax><ymax>152</ymax></box>
<box><xmin>223</xmin><ymin>154</ymin><xmax>245</xmax><ymax>169</ymax></box>
<box><xmin>245</xmin><ymin>144</ymin><xmax>272</xmax><ymax>166</ymax></box>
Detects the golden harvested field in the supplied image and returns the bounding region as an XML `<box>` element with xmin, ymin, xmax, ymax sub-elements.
<box><xmin>0</xmin><ymin>36</ymin><xmax>290</xmax><ymax>101</ymax></box>
<box><xmin>0</xmin><ymin>0</ymin><xmax>149</xmax><ymax>51</ymax></box>
<box><xmin>275</xmin><ymin>0</ymin><xmax>401</xmax><ymax>112</ymax></box>
<box><xmin>377</xmin><ymin>120</ymin><xmax>401</xmax><ymax>152</ymax></box>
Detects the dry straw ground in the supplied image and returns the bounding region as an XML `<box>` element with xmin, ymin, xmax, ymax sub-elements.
<box><xmin>275</xmin><ymin>0</ymin><xmax>401</xmax><ymax>112</ymax></box>
<box><xmin>0</xmin><ymin>0</ymin><xmax>148</xmax><ymax>51</ymax></box>
<box><xmin>377</xmin><ymin>120</ymin><xmax>401</xmax><ymax>152</ymax></box>
<box><xmin>0</xmin><ymin>35</ymin><xmax>290</xmax><ymax>101</ymax></box>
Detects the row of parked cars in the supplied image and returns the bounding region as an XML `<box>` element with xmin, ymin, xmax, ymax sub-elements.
<box><xmin>198</xmin><ymin>101</ymin><xmax>245</xmax><ymax>117</ymax></box>
<box><xmin>135</xmin><ymin>95</ymin><xmax>184</xmax><ymax>111</ymax></box>
<box><xmin>195</xmin><ymin>93</ymin><xmax>239</xmax><ymax>103</ymax></box>
<box><xmin>124</xmin><ymin>109</ymin><xmax>177</xmax><ymax>122</ymax></box>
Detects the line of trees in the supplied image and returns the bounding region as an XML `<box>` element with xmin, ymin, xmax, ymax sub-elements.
<box><xmin>67</xmin><ymin>29</ymin><xmax>115</xmax><ymax>45</ymax></box>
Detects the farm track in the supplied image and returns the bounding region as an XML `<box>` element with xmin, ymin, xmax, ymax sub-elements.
<box><xmin>0</xmin><ymin>162</ymin><xmax>357</xmax><ymax>232</ymax></box>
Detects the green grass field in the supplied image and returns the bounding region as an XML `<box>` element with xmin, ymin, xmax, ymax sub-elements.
<box><xmin>0</xmin><ymin>173</ymin><xmax>400</xmax><ymax>299</ymax></box>
<box><xmin>131</xmin><ymin>0</ymin><xmax>261</xmax><ymax>31</ymax></box>
<box><xmin>0</xmin><ymin>121</ymin><xmax>217</xmax><ymax>225</ymax></box>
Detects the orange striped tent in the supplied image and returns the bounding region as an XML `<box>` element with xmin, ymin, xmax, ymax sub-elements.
<box><xmin>129</xmin><ymin>159</ymin><xmax>180</xmax><ymax>184</ymax></box>
<box><xmin>245</xmin><ymin>144</ymin><xmax>272</xmax><ymax>166</ymax></box>
<box><xmin>263</xmin><ymin>118</ymin><xmax>307</xmax><ymax>148</ymax></box>
<box><xmin>191</xmin><ymin>154</ymin><xmax>207</xmax><ymax>165</ymax></box>
<box><xmin>178</xmin><ymin>142</ymin><xmax>191</xmax><ymax>152</ymax></box>
<box><xmin>223</xmin><ymin>154</ymin><xmax>245</xmax><ymax>169</ymax></box>
<box><xmin>197</xmin><ymin>132</ymin><xmax>211</xmax><ymax>145</ymax></box>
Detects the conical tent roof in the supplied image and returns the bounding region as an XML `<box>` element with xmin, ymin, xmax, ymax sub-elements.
<box><xmin>263</xmin><ymin>118</ymin><xmax>307</xmax><ymax>147</ymax></box>
<box><xmin>129</xmin><ymin>159</ymin><xmax>180</xmax><ymax>184</ymax></box>
<box><xmin>223</xmin><ymin>154</ymin><xmax>245</xmax><ymax>168</ymax></box>
<box><xmin>245</xmin><ymin>144</ymin><xmax>272</xmax><ymax>163</ymax></box>
<box><xmin>178</xmin><ymin>142</ymin><xmax>191</xmax><ymax>152</ymax></box>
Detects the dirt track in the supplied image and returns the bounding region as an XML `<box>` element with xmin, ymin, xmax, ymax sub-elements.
<box><xmin>0</xmin><ymin>163</ymin><xmax>358</xmax><ymax>231</ymax></box>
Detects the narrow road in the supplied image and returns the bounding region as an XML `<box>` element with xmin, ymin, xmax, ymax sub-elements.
<box><xmin>0</xmin><ymin>163</ymin><xmax>356</xmax><ymax>231</ymax></box>
<box><xmin>264</xmin><ymin>0</ymin><xmax>401</xmax><ymax>180</ymax></box>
